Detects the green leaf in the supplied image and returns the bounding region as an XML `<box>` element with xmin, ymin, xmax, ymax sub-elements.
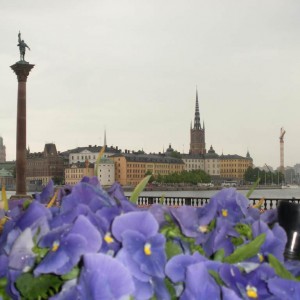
<box><xmin>246</xmin><ymin>177</ymin><xmax>260</xmax><ymax>198</ymax></box>
<box><xmin>61</xmin><ymin>266</ymin><xmax>80</xmax><ymax>280</ymax></box>
<box><xmin>209</xmin><ymin>270</ymin><xmax>224</xmax><ymax>286</ymax></box>
<box><xmin>164</xmin><ymin>277</ymin><xmax>177</xmax><ymax>300</ymax></box>
<box><xmin>213</xmin><ymin>248</ymin><xmax>225</xmax><ymax>261</ymax></box>
<box><xmin>231</xmin><ymin>236</ymin><xmax>244</xmax><ymax>247</ymax></box>
<box><xmin>165</xmin><ymin>240</ymin><xmax>183</xmax><ymax>259</ymax></box>
<box><xmin>224</xmin><ymin>233</ymin><xmax>266</xmax><ymax>264</ymax></box>
<box><xmin>207</xmin><ymin>219</ymin><xmax>216</xmax><ymax>232</ymax></box>
<box><xmin>130</xmin><ymin>175</ymin><xmax>151</xmax><ymax>204</ymax></box>
<box><xmin>235</xmin><ymin>223</ymin><xmax>253</xmax><ymax>240</ymax></box>
<box><xmin>159</xmin><ymin>194</ymin><xmax>165</xmax><ymax>205</ymax></box>
<box><xmin>268</xmin><ymin>254</ymin><xmax>298</xmax><ymax>281</ymax></box>
<box><xmin>0</xmin><ymin>277</ymin><xmax>11</xmax><ymax>300</ymax></box>
<box><xmin>15</xmin><ymin>273</ymin><xmax>63</xmax><ymax>300</ymax></box>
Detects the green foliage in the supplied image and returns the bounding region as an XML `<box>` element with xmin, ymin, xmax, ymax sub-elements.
<box><xmin>234</xmin><ymin>223</ymin><xmax>253</xmax><ymax>240</ymax></box>
<box><xmin>224</xmin><ymin>233</ymin><xmax>266</xmax><ymax>264</ymax></box>
<box><xmin>61</xmin><ymin>266</ymin><xmax>80</xmax><ymax>280</ymax></box>
<box><xmin>244</xmin><ymin>167</ymin><xmax>284</xmax><ymax>185</ymax></box>
<box><xmin>165</xmin><ymin>240</ymin><xmax>183</xmax><ymax>260</ymax></box>
<box><xmin>268</xmin><ymin>254</ymin><xmax>299</xmax><ymax>281</ymax></box>
<box><xmin>209</xmin><ymin>270</ymin><xmax>225</xmax><ymax>286</ymax></box>
<box><xmin>155</xmin><ymin>170</ymin><xmax>211</xmax><ymax>185</ymax></box>
<box><xmin>213</xmin><ymin>249</ymin><xmax>225</xmax><ymax>262</ymax></box>
<box><xmin>15</xmin><ymin>273</ymin><xmax>63</xmax><ymax>300</ymax></box>
<box><xmin>0</xmin><ymin>278</ymin><xmax>11</xmax><ymax>300</ymax></box>
<box><xmin>130</xmin><ymin>175</ymin><xmax>151</xmax><ymax>203</ymax></box>
<box><xmin>246</xmin><ymin>178</ymin><xmax>260</xmax><ymax>198</ymax></box>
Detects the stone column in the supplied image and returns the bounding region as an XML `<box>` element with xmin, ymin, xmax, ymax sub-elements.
<box><xmin>10</xmin><ymin>62</ymin><xmax>34</xmax><ymax>198</ymax></box>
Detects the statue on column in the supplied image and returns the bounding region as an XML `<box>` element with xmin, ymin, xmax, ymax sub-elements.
<box><xmin>17</xmin><ymin>31</ymin><xmax>30</xmax><ymax>62</ymax></box>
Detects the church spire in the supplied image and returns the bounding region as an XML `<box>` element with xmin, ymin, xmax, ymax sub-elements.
<box><xmin>194</xmin><ymin>88</ymin><xmax>201</xmax><ymax>129</ymax></box>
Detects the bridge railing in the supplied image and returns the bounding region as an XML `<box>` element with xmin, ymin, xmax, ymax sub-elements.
<box><xmin>134</xmin><ymin>196</ymin><xmax>300</xmax><ymax>210</ymax></box>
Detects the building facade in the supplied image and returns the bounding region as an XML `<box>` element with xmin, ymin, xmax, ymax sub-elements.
<box><xmin>189</xmin><ymin>90</ymin><xmax>206</xmax><ymax>155</ymax></box>
<box><xmin>181</xmin><ymin>154</ymin><xmax>205</xmax><ymax>172</ymax></box>
<box><xmin>110</xmin><ymin>153</ymin><xmax>185</xmax><ymax>186</ymax></box>
<box><xmin>67</xmin><ymin>145</ymin><xmax>121</xmax><ymax>164</ymax></box>
<box><xmin>26</xmin><ymin>143</ymin><xmax>65</xmax><ymax>186</ymax></box>
<box><xmin>65</xmin><ymin>160</ymin><xmax>94</xmax><ymax>186</ymax></box>
<box><xmin>220</xmin><ymin>152</ymin><xmax>253</xmax><ymax>181</ymax></box>
<box><xmin>96</xmin><ymin>158</ymin><xmax>115</xmax><ymax>186</ymax></box>
<box><xmin>0</xmin><ymin>137</ymin><xmax>6</xmax><ymax>163</ymax></box>
<box><xmin>204</xmin><ymin>146</ymin><xmax>220</xmax><ymax>176</ymax></box>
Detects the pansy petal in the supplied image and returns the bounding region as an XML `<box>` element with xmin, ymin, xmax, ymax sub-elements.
<box><xmin>112</xmin><ymin>211</ymin><xmax>158</xmax><ymax>241</ymax></box>
<box><xmin>78</xmin><ymin>253</ymin><xmax>134</xmax><ymax>300</ymax></box>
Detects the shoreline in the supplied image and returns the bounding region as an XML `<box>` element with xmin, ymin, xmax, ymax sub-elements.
<box><xmin>123</xmin><ymin>185</ymin><xmax>282</xmax><ymax>192</ymax></box>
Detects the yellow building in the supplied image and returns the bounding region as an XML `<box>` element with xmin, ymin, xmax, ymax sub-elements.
<box><xmin>65</xmin><ymin>161</ymin><xmax>94</xmax><ymax>186</ymax></box>
<box><xmin>220</xmin><ymin>152</ymin><xmax>253</xmax><ymax>181</ymax></box>
<box><xmin>110</xmin><ymin>153</ymin><xmax>185</xmax><ymax>186</ymax></box>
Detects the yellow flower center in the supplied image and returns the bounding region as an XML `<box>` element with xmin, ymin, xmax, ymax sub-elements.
<box><xmin>144</xmin><ymin>243</ymin><xmax>152</xmax><ymax>256</ymax></box>
<box><xmin>258</xmin><ymin>253</ymin><xmax>264</xmax><ymax>263</ymax></box>
<box><xmin>246</xmin><ymin>285</ymin><xmax>258</xmax><ymax>299</ymax></box>
<box><xmin>198</xmin><ymin>225</ymin><xmax>208</xmax><ymax>233</ymax></box>
<box><xmin>222</xmin><ymin>209</ymin><xmax>228</xmax><ymax>217</ymax></box>
<box><xmin>51</xmin><ymin>241</ymin><xmax>60</xmax><ymax>252</ymax></box>
<box><xmin>104</xmin><ymin>233</ymin><xmax>114</xmax><ymax>244</ymax></box>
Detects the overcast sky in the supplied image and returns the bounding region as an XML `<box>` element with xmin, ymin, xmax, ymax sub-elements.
<box><xmin>0</xmin><ymin>0</ymin><xmax>299</xmax><ymax>169</ymax></box>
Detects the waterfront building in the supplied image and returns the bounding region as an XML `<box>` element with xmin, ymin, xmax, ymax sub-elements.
<box><xmin>220</xmin><ymin>151</ymin><xmax>253</xmax><ymax>181</ymax></box>
<box><xmin>0</xmin><ymin>168</ymin><xmax>14</xmax><ymax>187</ymax></box>
<box><xmin>189</xmin><ymin>90</ymin><xmax>206</xmax><ymax>155</ymax></box>
<box><xmin>204</xmin><ymin>146</ymin><xmax>220</xmax><ymax>176</ymax></box>
<box><xmin>26</xmin><ymin>143</ymin><xmax>65</xmax><ymax>186</ymax></box>
<box><xmin>0</xmin><ymin>137</ymin><xmax>6</xmax><ymax>163</ymax></box>
<box><xmin>65</xmin><ymin>145</ymin><xmax>121</xmax><ymax>164</ymax></box>
<box><xmin>95</xmin><ymin>157</ymin><xmax>115</xmax><ymax>186</ymax></box>
<box><xmin>65</xmin><ymin>160</ymin><xmax>94</xmax><ymax>186</ymax></box>
<box><xmin>182</xmin><ymin>145</ymin><xmax>220</xmax><ymax>178</ymax></box>
<box><xmin>110</xmin><ymin>153</ymin><xmax>185</xmax><ymax>186</ymax></box>
<box><xmin>181</xmin><ymin>154</ymin><xmax>205</xmax><ymax>172</ymax></box>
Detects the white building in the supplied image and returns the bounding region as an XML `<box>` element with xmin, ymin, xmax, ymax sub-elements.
<box><xmin>95</xmin><ymin>158</ymin><xmax>115</xmax><ymax>186</ymax></box>
<box><xmin>204</xmin><ymin>146</ymin><xmax>220</xmax><ymax>176</ymax></box>
<box><xmin>67</xmin><ymin>145</ymin><xmax>121</xmax><ymax>164</ymax></box>
<box><xmin>181</xmin><ymin>154</ymin><xmax>205</xmax><ymax>171</ymax></box>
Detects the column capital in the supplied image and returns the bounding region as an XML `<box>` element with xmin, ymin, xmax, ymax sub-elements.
<box><xmin>11</xmin><ymin>62</ymin><xmax>35</xmax><ymax>82</ymax></box>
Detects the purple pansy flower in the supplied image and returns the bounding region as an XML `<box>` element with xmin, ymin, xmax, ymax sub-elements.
<box><xmin>252</xmin><ymin>220</ymin><xmax>287</xmax><ymax>262</ymax></box>
<box><xmin>8</xmin><ymin>228</ymin><xmax>36</xmax><ymax>271</ymax></box>
<box><xmin>210</xmin><ymin>188</ymin><xmax>249</xmax><ymax>224</ymax></box>
<box><xmin>34</xmin><ymin>179</ymin><xmax>54</xmax><ymax>204</ymax></box>
<box><xmin>61</xmin><ymin>180</ymin><xmax>114</xmax><ymax>213</ymax></box>
<box><xmin>34</xmin><ymin>215</ymin><xmax>102</xmax><ymax>275</ymax></box>
<box><xmin>268</xmin><ymin>277</ymin><xmax>300</xmax><ymax>299</ymax></box>
<box><xmin>77</xmin><ymin>253</ymin><xmax>134</xmax><ymax>300</ymax></box>
<box><xmin>170</xmin><ymin>200</ymin><xmax>217</xmax><ymax>240</ymax></box>
<box><xmin>219</xmin><ymin>263</ymin><xmax>276</xmax><ymax>299</ymax></box>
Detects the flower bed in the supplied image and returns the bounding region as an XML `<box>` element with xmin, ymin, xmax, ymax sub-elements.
<box><xmin>0</xmin><ymin>177</ymin><xmax>300</xmax><ymax>299</ymax></box>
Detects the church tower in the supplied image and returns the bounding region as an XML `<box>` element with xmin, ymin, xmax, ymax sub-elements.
<box><xmin>189</xmin><ymin>90</ymin><xmax>206</xmax><ymax>155</ymax></box>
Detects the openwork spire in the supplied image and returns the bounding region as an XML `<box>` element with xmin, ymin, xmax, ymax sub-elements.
<box><xmin>194</xmin><ymin>89</ymin><xmax>201</xmax><ymax>129</ymax></box>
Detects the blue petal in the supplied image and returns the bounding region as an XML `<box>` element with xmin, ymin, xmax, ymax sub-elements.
<box><xmin>78</xmin><ymin>253</ymin><xmax>134</xmax><ymax>300</ymax></box>
<box><xmin>112</xmin><ymin>211</ymin><xmax>159</xmax><ymax>241</ymax></box>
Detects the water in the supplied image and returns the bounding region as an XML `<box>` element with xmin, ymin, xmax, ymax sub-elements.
<box><xmin>3</xmin><ymin>187</ymin><xmax>300</xmax><ymax>201</ymax></box>
<box><xmin>131</xmin><ymin>187</ymin><xmax>300</xmax><ymax>199</ymax></box>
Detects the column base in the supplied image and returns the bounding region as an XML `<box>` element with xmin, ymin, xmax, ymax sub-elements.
<box><xmin>10</xmin><ymin>194</ymin><xmax>32</xmax><ymax>201</ymax></box>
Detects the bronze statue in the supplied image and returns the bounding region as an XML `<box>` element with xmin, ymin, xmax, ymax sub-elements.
<box><xmin>17</xmin><ymin>31</ymin><xmax>30</xmax><ymax>61</ymax></box>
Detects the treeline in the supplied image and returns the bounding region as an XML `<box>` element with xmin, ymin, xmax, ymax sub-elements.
<box><xmin>153</xmin><ymin>170</ymin><xmax>211</xmax><ymax>185</ymax></box>
<box><xmin>244</xmin><ymin>167</ymin><xmax>284</xmax><ymax>184</ymax></box>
